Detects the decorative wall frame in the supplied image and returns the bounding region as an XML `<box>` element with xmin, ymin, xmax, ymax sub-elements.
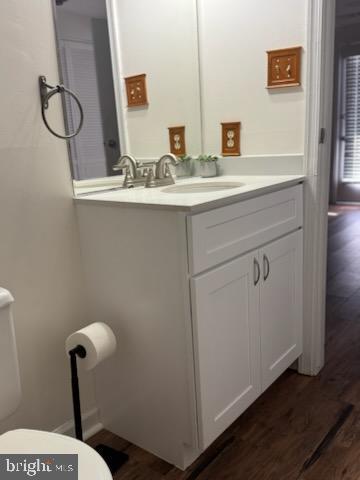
<box><xmin>124</xmin><ymin>74</ymin><xmax>148</xmax><ymax>107</ymax></box>
<box><xmin>168</xmin><ymin>126</ymin><xmax>186</xmax><ymax>156</ymax></box>
<box><xmin>221</xmin><ymin>122</ymin><xmax>241</xmax><ymax>156</ymax></box>
<box><xmin>267</xmin><ymin>47</ymin><xmax>302</xmax><ymax>88</ymax></box>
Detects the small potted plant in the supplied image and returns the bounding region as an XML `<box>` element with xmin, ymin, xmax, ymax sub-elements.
<box><xmin>197</xmin><ymin>154</ymin><xmax>218</xmax><ymax>178</ymax></box>
<box><xmin>176</xmin><ymin>154</ymin><xmax>192</xmax><ymax>177</ymax></box>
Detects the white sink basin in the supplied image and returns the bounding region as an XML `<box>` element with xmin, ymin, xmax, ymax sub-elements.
<box><xmin>162</xmin><ymin>181</ymin><xmax>244</xmax><ymax>194</ymax></box>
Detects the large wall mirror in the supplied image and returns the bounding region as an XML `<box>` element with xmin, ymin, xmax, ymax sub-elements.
<box><xmin>52</xmin><ymin>0</ymin><xmax>202</xmax><ymax>189</ymax></box>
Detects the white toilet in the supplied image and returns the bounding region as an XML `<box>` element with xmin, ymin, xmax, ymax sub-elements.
<box><xmin>0</xmin><ymin>288</ymin><xmax>112</xmax><ymax>480</ymax></box>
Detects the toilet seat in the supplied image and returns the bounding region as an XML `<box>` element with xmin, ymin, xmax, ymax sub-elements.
<box><xmin>0</xmin><ymin>429</ymin><xmax>112</xmax><ymax>480</ymax></box>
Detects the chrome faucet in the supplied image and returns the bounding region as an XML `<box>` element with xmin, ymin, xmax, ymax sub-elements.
<box><xmin>113</xmin><ymin>154</ymin><xmax>138</xmax><ymax>176</ymax></box>
<box><xmin>145</xmin><ymin>154</ymin><xmax>179</xmax><ymax>188</ymax></box>
<box><xmin>155</xmin><ymin>153</ymin><xmax>179</xmax><ymax>179</ymax></box>
<box><xmin>113</xmin><ymin>154</ymin><xmax>146</xmax><ymax>188</ymax></box>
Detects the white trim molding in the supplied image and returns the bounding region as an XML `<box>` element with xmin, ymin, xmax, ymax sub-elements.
<box><xmin>304</xmin><ymin>0</ymin><xmax>324</xmax><ymax>177</ymax></box>
<box><xmin>53</xmin><ymin>408</ymin><xmax>103</xmax><ymax>441</ymax></box>
<box><xmin>105</xmin><ymin>0</ymin><xmax>130</xmax><ymax>154</ymax></box>
<box><xmin>299</xmin><ymin>0</ymin><xmax>336</xmax><ymax>375</ymax></box>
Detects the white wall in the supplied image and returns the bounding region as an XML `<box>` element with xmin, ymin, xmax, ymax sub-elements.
<box><xmin>198</xmin><ymin>0</ymin><xmax>307</xmax><ymax>156</ymax></box>
<box><xmin>0</xmin><ymin>0</ymin><xmax>97</xmax><ymax>433</ymax></box>
<box><xmin>113</xmin><ymin>0</ymin><xmax>202</xmax><ymax>158</ymax></box>
<box><xmin>112</xmin><ymin>0</ymin><xmax>307</xmax><ymax>161</ymax></box>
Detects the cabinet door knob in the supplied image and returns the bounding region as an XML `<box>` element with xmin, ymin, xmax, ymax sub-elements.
<box><xmin>254</xmin><ymin>258</ymin><xmax>260</xmax><ymax>286</ymax></box>
<box><xmin>263</xmin><ymin>254</ymin><xmax>270</xmax><ymax>281</ymax></box>
<box><xmin>106</xmin><ymin>139</ymin><xmax>117</xmax><ymax>148</ymax></box>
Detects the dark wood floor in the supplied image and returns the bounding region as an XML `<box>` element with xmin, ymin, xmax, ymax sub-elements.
<box><xmin>89</xmin><ymin>205</ymin><xmax>360</xmax><ymax>479</ymax></box>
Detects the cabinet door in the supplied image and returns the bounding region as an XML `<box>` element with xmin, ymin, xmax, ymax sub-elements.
<box><xmin>191</xmin><ymin>253</ymin><xmax>261</xmax><ymax>449</ymax></box>
<box><xmin>259</xmin><ymin>230</ymin><xmax>303</xmax><ymax>391</ymax></box>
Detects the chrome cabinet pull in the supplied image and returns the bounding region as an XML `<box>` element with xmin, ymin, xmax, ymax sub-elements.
<box><xmin>254</xmin><ymin>258</ymin><xmax>260</xmax><ymax>286</ymax></box>
<box><xmin>263</xmin><ymin>254</ymin><xmax>270</xmax><ymax>281</ymax></box>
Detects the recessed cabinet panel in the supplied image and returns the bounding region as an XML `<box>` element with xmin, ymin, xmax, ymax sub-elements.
<box><xmin>191</xmin><ymin>252</ymin><xmax>261</xmax><ymax>449</ymax></box>
<box><xmin>259</xmin><ymin>230</ymin><xmax>303</xmax><ymax>391</ymax></box>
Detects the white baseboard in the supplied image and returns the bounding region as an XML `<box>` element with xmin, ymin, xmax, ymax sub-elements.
<box><xmin>53</xmin><ymin>408</ymin><xmax>103</xmax><ymax>441</ymax></box>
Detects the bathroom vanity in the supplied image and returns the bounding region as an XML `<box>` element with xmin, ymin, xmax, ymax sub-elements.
<box><xmin>75</xmin><ymin>175</ymin><xmax>304</xmax><ymax>469</ymax></box>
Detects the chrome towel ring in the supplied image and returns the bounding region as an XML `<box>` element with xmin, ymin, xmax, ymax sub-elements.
<box><xmin>39</xmin><ymin>75</ymin><xmax>84</xmax><ymax>139</ymax></box>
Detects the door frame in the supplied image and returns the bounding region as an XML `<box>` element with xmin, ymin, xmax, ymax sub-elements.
<box><xmin>105</xmin><ymin>0</ymin><xmax>129</xmax><ymax>154</ymax></box>
<box><xmin>299</xmin><ymin>0</ymin><xmax>336</xmax><ymax>375</ymax></box>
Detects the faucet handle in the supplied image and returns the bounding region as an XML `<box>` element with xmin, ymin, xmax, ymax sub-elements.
<box><xmin>155</xmin><ymin>154</ymin><xmax>178</xmax><ymax>179</ymax></box>
<box><xmin>113</xmin><ymin>154</ymin><xmax>138</xmax><ymax>175</ymax></box>
<box><xmin>164</xmin><ymin>163</ymin><xmax>172</xmax><ymax>178</ymax></box>
<box><xmin>123</xmin><ymin>166</ymin><xmax>135</xmax><ymax>188</ymax></box>
<box><xmin>145</xmin><ymin>167</ymin><xmax>157</xmax><ymax>188</ymax></box>
<box><xmin>113</xmin><ymin>163</ymin><xmax>122</xmax><ymax>172</ymax></box>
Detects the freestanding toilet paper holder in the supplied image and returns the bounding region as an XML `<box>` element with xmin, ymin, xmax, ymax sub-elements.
<box><xmin>69</xmin><ymin>345</ymin><xmax>129</xmax><ymax>474</ymax></box>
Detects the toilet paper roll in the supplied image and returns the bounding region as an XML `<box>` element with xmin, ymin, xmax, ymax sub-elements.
<box><xmin>66</xmin><ymin>322</ymin><xmax>117</xmax><ymax>371</ymax></box>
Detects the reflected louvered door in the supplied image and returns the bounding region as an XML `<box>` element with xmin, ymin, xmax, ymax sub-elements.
<box><xmin>59</xmin><ymin>40</ymin><xmax>107</xmax><ymax>180</ymax></box>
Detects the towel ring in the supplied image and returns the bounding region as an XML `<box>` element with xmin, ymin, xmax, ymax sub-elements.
<box><xmin>39</xmin><ymin>75</ymin><xmax>84</xmax><ymax>140</ymax></box>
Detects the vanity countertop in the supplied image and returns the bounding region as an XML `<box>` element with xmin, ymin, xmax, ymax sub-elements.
<box><xmin>74</xmin><ymin>175</ymin><xmax>305</xmax><ymax>213</ymax></box>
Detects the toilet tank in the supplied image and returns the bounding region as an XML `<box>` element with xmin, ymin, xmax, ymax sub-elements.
<box><xmin>0</xmin><ymin>288</ymin><xmax>21</xmax><ymax>420</ymax></box>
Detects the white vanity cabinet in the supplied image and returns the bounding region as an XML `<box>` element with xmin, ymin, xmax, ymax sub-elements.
<box><xmin>191</xmin><ymin>229</ymin><xmax>303</xmax><ymax>449</ymax></box>
<box><xmin>76</xmin><ymin>181</ymin><xmax>303</xmax><ymax>470</ymax></box>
